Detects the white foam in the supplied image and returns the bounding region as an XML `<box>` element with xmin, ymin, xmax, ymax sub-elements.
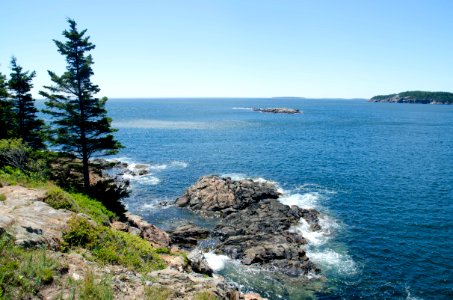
<box><xmin>307</xmin><ymin>249</ymin><xmax>357</xmax><ymax>276</ymax></box>
<box><xmin>405</xmin><ymin>286</ymin><xmax>424</xmax><ymax>300</ymax></box>
<box><xmin>135</xmin><ymin>175</ymin><xmax>161</xmax><ymax>185</ymax></box>
<box><xmin>204</xmin><ymin>252</ymin><xmax>231</xmax><ymax>272</ymax></box>
<box><xmin>278</xmin><ymin>192</ymin><xmax>321</xmax><ymax>209</ymax></box>
<box><xmin>149</xmin><ymin>161</ymin><xmax>189</xmax><ymax>171</ymax></box>
<box><xmin>232</xmin><ymin>107</ymin><xmax>253</xmax><ymax>110</ymax></box>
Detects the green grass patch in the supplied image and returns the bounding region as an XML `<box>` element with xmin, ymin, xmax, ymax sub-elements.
<box><xmin>78</xmin><ymin>271</ymin><xmax>113</xmax><ymax>300</ymax></box>
<box><xmin>0</xmin><ymin>232</ymin><xmax>61</xmax><ymax>299</ymax></box>
<box><xmin>144</xmin><ymin>285</ymin><xmax>173</xmax><ymax>300</ymax></box>
<box><xmin>193</xmin><ymin>291</ymin><xmax>219</xmax><ymax>300</ymax></box>
<box><xmin>62</xmin><ymin>216</ymin><xmax>166</xmax><ymax>273</ymax></box>
<box><xmin>0</xmin><ymin>193</ymin><xmax>5</xmax><ymax>201</ymax></box>
<box><xmin>0</xmin><ymin>166</ymin><xmax>47</xmax><ymax>188</ymax></box>
<box><xmin>43</xmin><ymin>185</ymin><xmax>116</xmax><ymax>225</ymax></box>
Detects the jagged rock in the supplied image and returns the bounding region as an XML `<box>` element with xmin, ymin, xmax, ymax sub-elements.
<box><xmin>168</xmin><ymin>223</ymin><xmax>210</xmax><ymax>247</ymax></box>
<box><xmin>187</xmin><ymin>249</ymin><xmax>213</xmax><ymax>276</ymax></box>
<box><xmin>175</xmin><ymin>175</ymin><xmax>280</xmax><ymax>217</ymax></box>
<box><xmin>0</xmin><ymin>185</ymin><xmax>72</xmax><ymax>250</ymax></box>
<box><xmin>111</xmin><ymin>221</ymin><xmax>129</xmax><ymax>232</ymax></box>
<box><xmin>176</xmin><ymin>176</ymin><xmax>322</xmax><ymax>277</ymax></box>
<box><xmin>147</xmin><ymin>268</ymin><xmax>243</xmax><ymax>299</ymax></box>
<box><xmin>125</xmin><ymin>212</ymin><xmax>170</xmax><ymax>248</ymax></box>
<box><xmin>252</xmin><ymin>107</ymin><xmax>301</xmax><ymax>114</ymax></box>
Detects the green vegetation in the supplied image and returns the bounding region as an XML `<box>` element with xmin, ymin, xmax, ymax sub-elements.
<box><xmin>62</xmin><ymin>216</ymin><xmax>165</xmax><ymax>272</ymax></box>
<box><xmin>8</xmin><ymin>57</ymin><xmax>45</xmax><ymax>149</ymax></box>
<box><xmin>41</xmin><ymin>19</ymin><xmax>122</xmax><ymax>192</ymax></box>
<box><xmin>370</xmin><ymin>91</ymin><xmax>453</xmax><ymax>104</ymax></box>
<box><xmin>44</xmin><ymin>186</ymin><xmax>115</xmax><ymax>225</ymax></box>
<box><xmin>144</xmin><ymin>285</ymin><xmax>173</xmax><ymax>300</ymax></box>
<box><xmin>0</xmin><ymin>72</ymin><xmax>14</xmax><ymax>140</ymax></box>
<box><xmin>0</xmin><ymin>194</ymin><xmax>6</xmax><ymax>201</ymax></box>
<box><xmin>0</xmin><ymin>232</ymin><xmax>61</xmax><ymax>299</ymax></box>
<box><xmin>193</xmin><ymin>291</ymin><xmax>219</xmax><ymax>300</ymax></box>
<box><xmin>77</xmin><ymin>271</ymin><xmax>113</xmax><ymax>300</ymax></box>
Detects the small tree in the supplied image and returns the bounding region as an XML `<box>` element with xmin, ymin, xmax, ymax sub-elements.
<box><xmin>40</xmin><ymin>19</ymin><xmax>122</xmax><ymax>191</ymax></box>
<box><xmin>8</xmin><ymin>57</ymin><xmax>45</xmax><ymax>148</ymax></box>
<box><xmin>0</xmin><ymin>71</ymin><xmax>15</xmax><ymax>139</ymax></box>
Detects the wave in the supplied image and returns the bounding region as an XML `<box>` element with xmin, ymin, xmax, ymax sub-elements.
<box><xmin>204</xmin><ymin>252</ymin><xmax>231</xmax><ymax>272</ymax></box>
<box><xmin>308</xmin><ymin>249</ymin><xmax>357</xmax><ymax>276</ymax></box>
<box><xmin>232</xmin><ymin>107</ymin><xmax>253</xmax><ymax>110</ymax></box>
<box><xmin>107</xmin><ymin>158</ymin><xmax>189</xmax><ymax>188</ymax></box>
<box><xmin>149</xmin><ymin>161</ymin><xmax>189</xmax><ymax>171</ymax></box>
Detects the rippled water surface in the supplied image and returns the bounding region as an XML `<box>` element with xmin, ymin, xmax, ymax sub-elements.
<box><xmin>105</xmin><ymin>98</ymin><xmax>453</xmax><ymax>299</ymax></box>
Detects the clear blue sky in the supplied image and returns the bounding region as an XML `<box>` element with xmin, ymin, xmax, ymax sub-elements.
<box><xmin>1</xmin><ymin>0</ymin><xmax>453</xmax><ymax>98</ymax></box>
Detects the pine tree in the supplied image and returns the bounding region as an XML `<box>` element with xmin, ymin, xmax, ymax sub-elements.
<box><xmin>0</xmin><ymin>71</ymin><xmax>15</xmax><ymax>139</ymax></box>
<box><xmin>8</xmin><ymin>57</ymin><xmax>44</xmax><ymax>148</ymax></box>
<box><xmin>40</xmin><ymin>19</ymin><xmax>122</xmax><ymax>191</ymax></box>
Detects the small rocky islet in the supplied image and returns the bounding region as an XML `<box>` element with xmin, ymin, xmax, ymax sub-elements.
<box><xmin>252</xmin><ymin>107</ymin><xmax>301</xmax><ymax>114</ymax></box>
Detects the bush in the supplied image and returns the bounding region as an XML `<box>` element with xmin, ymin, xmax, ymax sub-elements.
<box><xmin>62</xmin><ymin>216</ymin><xmax>165</xmax><ymax>272</ymax></box>
<box><xmin>0</xmin><ymin>194</ymin><xmax>5</xmax><ymax>201</ymax></box>
<box><xmin>43</xmin><ymin>186</ymin><xmax>78</xmax><ymax>211</ymax></box>
<box><xmin>0</xmin><ymin>138</ymin><xmax>30</xmax><ymax>172</ymax></box>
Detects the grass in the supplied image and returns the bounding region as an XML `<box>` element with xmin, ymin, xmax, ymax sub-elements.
<box><xmin>0</xmin><ymin>193</ymin><xmax>5</xmax><ymax>201</ymax></box>
<box><xmin>193</xmin><ymin>291</ymin><xmax>219</xmax><ymax>300</ymax></box>
<box><xmin>78</xmin><ymin>271</ymin><xmax>113</xmax><ymax>300</ymax></box>
<box><xmin>43</xmin><ymin>185</ymin><xmax>115</xmax><ymax>225</ymax></box>
<box><xmin>144</xmin><ymin>285</ymin><xmax>173</xmax><ymax>300</ymax></box>
<box><xmin>0</xmin><ymin>232</ymin><xmax>61</xmax><ymax>299</ymax></box>
<box><xmin>62</xmin><ymin>216</ymin><xmax>166</xmax><ymax>273</ymax></box>
<box><xmin>0</xmin><ymin>166</ymin><xmax>48</xmax><ymax>188</ymax></box>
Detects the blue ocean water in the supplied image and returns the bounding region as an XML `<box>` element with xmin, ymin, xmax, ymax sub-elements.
<box><xmin>105</xmin><ymin>98</ymin><xmax>452</xmax><ymax>299</ymax></box>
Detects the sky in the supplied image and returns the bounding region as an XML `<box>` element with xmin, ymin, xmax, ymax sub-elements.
<box><xmin>1</xmin><ymin>0</ymin><xmax>453</xmax><ymax>99</ymax></box>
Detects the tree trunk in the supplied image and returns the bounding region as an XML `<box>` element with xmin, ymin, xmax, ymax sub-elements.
<box><xmin>82</xmin><ymin>150</ymin><xmax>90</xmax><ymax>193</ymax></box>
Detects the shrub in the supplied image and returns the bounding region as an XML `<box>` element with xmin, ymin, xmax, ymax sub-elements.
<box><xmin>0</xmin><ymin>194</ymin><xmax>5</xmax><ymax>201</ymax></box>
<box><xmin>43</xmin><ymin>186</ymin><xmax>78</xmax><ymax>211</ymax></box>
<box><xmin>62</xmin><ymin>216</ymin><xmax>165</xmax><ymax>272</ymax></box>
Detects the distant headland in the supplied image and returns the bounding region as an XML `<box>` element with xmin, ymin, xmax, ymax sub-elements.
<box><xmin>369</xmin><ymin>91</ymin><xmax>453</xmax><ymax>104</ymax></box>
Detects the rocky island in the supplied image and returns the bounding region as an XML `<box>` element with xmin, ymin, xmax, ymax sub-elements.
<box><xmin>252</xmin><ymin>108</ymin><xmax>301</xmax><ymax>114</ymax></box>
<box><xmin>369</xmin><ymin>91</ymin><xmax>453</xmax><ymax>104</ymax></box>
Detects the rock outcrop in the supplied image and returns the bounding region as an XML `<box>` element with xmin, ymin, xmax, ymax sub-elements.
<box><xmin>0</xmin><ymin>185</ymin><xmax>72</xmax><ymax>250</ymax></box>
<box><xmin>252</xmin><ymin>108</ymin><xmax>301</xmax><ymax>114</ymax></box>
<box><xmin>124</xmin><ymin>212</ymin><xmax>171</xmax><ymax>248</ymax></box>
<box><xmin>175</xmin><ymin>176</ymin><xmax>321</xmax><ymax>277</ymax></box>
<box><xmin>176</xmin><ymin>176</ymin><xmax>280</xmax><ymax>217</ymax></box>
<box><xmin>168</xmin><ymin>222</ymin><xmax>210</xmax><ymax>248</ymax></box>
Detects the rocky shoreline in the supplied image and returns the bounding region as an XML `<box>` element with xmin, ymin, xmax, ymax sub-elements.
<box><xmin>174</xmin><ymin>175</ymin><xmax>322</xmax><ymax>277</ymax></box>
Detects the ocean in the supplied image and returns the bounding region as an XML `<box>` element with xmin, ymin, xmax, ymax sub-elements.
<box><xmin>104</xmin><ymin>98</ymin><xmax>452</xmax><ymax>299</ymax></box>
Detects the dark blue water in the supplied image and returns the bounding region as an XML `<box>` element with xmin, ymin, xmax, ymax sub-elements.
<box><xmin>105</xmin><ymin>98</ymin><xmax>453</xmax><ymax>300</ymax></box>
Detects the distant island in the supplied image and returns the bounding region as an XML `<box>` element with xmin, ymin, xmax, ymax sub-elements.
<box><xmin>369</xmin><ymin>91</ymin><xmax>453</xmax><ymax>104</ymax></box>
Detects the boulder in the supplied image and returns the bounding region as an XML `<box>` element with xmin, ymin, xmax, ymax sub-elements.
<box><xmin>0</xmin><ymin>185</ymin><xmax>72</xmax><ymax>250</ymax></box>
<box><xmin>125</xmin><ymin>213</ymin><xmax>170</xmax><ymax>248</ymax></box>
<box><xmin>187</xmin><ymin>249</ymin><xmax>213</xmax><ymax>276</ymax></box>
<box><xmin>168</xmin><ymin>223</ymin><xmax>210</xmax><ymax>247</ymax></box>
<box><xmin>175</xmin><ymin>175</ymin><xmax>280</xmax><ymax>217</ymax></box>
